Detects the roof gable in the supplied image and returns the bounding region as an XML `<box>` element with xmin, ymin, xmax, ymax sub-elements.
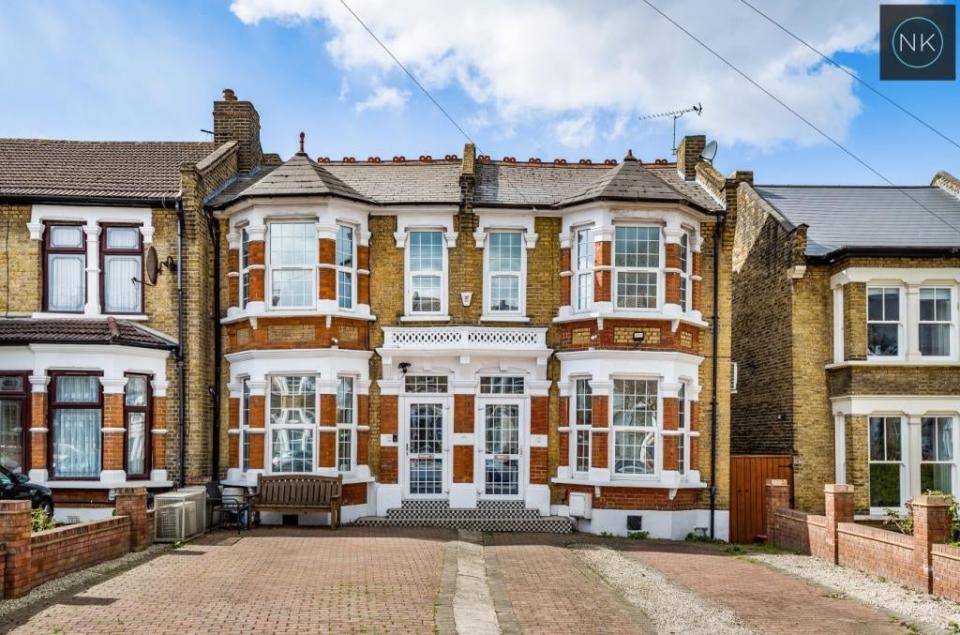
<box><xmin>230</xmin><ymin>153</ymin><xmax>371</xmax><ymax>203</ymax></box>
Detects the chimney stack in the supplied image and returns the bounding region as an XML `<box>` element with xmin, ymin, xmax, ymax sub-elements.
<box><xmin>213</xmin><ymin>88</ymin><xmax>262</xmax><ymax>174</ymax></box>
<box><xmin>676</xmin><ymin>135</ymin><xmax>706</xmax><ymax>181</ymax></box>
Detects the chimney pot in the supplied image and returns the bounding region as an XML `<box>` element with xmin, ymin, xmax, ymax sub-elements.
<box><xmin>222</xmin><ymin>88</ymin><xmax>237</xmax><ymax>101</ymax></box>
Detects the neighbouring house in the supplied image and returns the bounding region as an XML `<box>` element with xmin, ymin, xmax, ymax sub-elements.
<box><xmin>210</xmin><ymin>118</ymin><xmax>746</xmax><ymax>538</ymax></box>
<box><xmin>0</xmin><ymin>91</ymin><xmax>257</xmax><ymax>520</ymax></box>
<box><xmin>731</xmin><ymin>175</ymin><xmax>960</xmax><ymax>537</ymax></box>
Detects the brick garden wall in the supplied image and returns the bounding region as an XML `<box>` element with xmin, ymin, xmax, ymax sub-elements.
<box><xmin>836</xmin><ymin>522</ymin><xmax>915</xmax><ymax>585</ymax></box>
<box><xmin>932</xmin><ymin>544</ymin><xmax>960</xmax><ymax>600</ymax></box>
<box><xmin>29</xmin><ymin>517</ymin><xmax>131</xmax><ymax>588</ymax></box>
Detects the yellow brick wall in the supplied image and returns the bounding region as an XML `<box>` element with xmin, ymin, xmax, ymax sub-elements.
<box><xmin>0</xmin><ymin>206</ymin><xmax>40</xmax><ymax>314</ymax></box>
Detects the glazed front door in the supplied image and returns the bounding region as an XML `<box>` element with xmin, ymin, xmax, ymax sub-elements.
<box><xmin>481</xmin><ymin>403</ymin><xmax>523</xmax><ymax>498</ymax></box>
<box><xmin>404</xmin><ymin>402</ymin><xmax>447</xmax><ymax>498</ymax></box>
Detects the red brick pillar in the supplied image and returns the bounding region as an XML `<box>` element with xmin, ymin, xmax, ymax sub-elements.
<box><xmin>593</xmin><ymin>240</ymin><xmax>611</xmax><ymax>303</ymax></box>
<box><xmin>662</xmin><ymin>397</ymin><xmax>680</xmax><ymax>471</ymax></box>
<box><xmin>689</xmin><ymin>401</ymin><xmax>699</xmax><ymax>470</ymax></box>
<box><xmin>319</xmin><ymin>393</ymin><xmax>336</xmax><ymax>469</ymax></box>
<box><xmin>247</xmin><ymin>239</ymin><xmax>265</xmax><ymax>303</ymax></box>
<box><xmin>247</xmin><ymin>395</ymin><xmax>265</xmax><ymax>470</ymax></box>
<box><xmin>102</xmin><ymin>392</ymin><xmax>125</xmax><ymax>472</ymax></box>
<box><xmin>557</xmin><ymin>395</ymin><xmax>569</xmax><ymax>468</ymax></box>
<box><xmin>318</xmin><ymin>237</ymin><xmax>336</xmax><ymax>301</ymax></box>
<box><xmin>453</xmin><ymin>395</ymin><xmax>474</xmax><ymax>484</ymax></box>
<box><xmin>227</xmin><ymin>396</ymin><xmax>240</xmax><ymax>469</ymax></box>
<box><xmin>911</xmin><ymin>493</ymin><xmax>953</xmax><ymax>592</ymax></box>
<box><xmin>529</xmin><ymin>396</ymin><xmax>549</xmax><ymax>485</ymax></box>
<box><xmin>29</xmin><ymin>375</ymin><xmax>49</xmax><ymax>474</ymax></box>
<box><xmin>560</xmin><ymin>247</ymin><xmax>571</xmax><ymax>306</ymax></box>
<box><xmin>0</xmin><ymin>500</ymin><xmax>33</xmax><ymax>598</ymax></box>
<box><xmin>379</xmin><ymin>395</ymin><xmax>398</xmax><ymax>484</ymax></box>
<box><xmin>665</xmin><ymin>243</ymin><xmax>681</xmax><ymax>305</ymax></box>
<box><xmin>357</xmin><ymin>394</ymin><xmax>369</xmax><ymax>467</ymax></box>
<box><xmin>115</xmin><ymin>487</ymin><xmax>151</xmax><ymax>551</ymax></box>
<box><xmin>227</xmin><ymin>248</ymin><xmax>239</xmax><ymax>309</ymax></box>
<box><xmin>358</xmin><ymin>245</ymin><xmax>370</xmax><ymax>306</ymax></box>
<box><xmin>765</xmin><ymin>478</ymin><xmax>790</xmax><ymax>544</ymax></box>
<box><xmin>824</xmin><ymin>484</ymin><xmax>854</xmax><ymax>564</ymax></box>
<box><xmin>591</xmin><ymin>395</ymin><xmax>608</xmax><ymax>469</ymax></box>
<box><xmin>152</xmin><ymin>395</ymin><xmax>167</xmax><ymax>474</ymax></box>
<box><xmin>691</xmin><ymin>252</ymin><xmax>703</xmax><ymax>312</ymax></box>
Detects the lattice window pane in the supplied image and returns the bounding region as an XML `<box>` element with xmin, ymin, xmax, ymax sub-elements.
<box><xmin>614</xmin><ymin>226</ymin><xmax>659</xmax><ymax>268</ymax></box>
<box><xmin>404</xmin><ymin>376</ymin><xmax>449</xmax><ymax>393</ymax></box>
<box><xmin>616</xmin><ymin>271</ymin><xmax>658</xmax><ymax>309</ymax></box>
<box><xmin>479</xmin><ymin>376</ymin><xmax>524</xmax><ymax>394</ymax></box>
<box><xmin>271</xmin><ymin>428</ymin><xmax>314</xmax><ymax>473</ymax></box>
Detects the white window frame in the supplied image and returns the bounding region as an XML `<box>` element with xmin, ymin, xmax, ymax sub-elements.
<box><xmin>266</xmin><ymin>374</ymin><xmax>319</xmax><ymax>474</ymax></box>
<box><xmin>336</xmin><ymin>223</ymin><xmax>357</xmax><ymax>311</ymax></box>
<box><xmin>572</xmin><ymin>226</ymin><xmax>594</xmax><ymax>313</ymax></box>
<box><xmin>921</xmin><ymin>415</ymin><xmax>957</xmax><ymax>495</ymax></box>
<box><xmin>866</xmin><ymin>286</ymin><xmax>904</xmax><ymax>360</ymax></box>
<box><xmin>266</xmin><ymin>221</ymin><xmax>317</xmax><ymax>310</ymax></box>
<box><xmin>239</xmin><ymin>227</ymin><xmax>251</xmax><ymax>310</ymax></box>
<box><xmin>613</xmin><ymin>224</ymin><xmax>663</xmax><ymax>311</ymax></box>
<box><xmin>868</xmin><ymin>414</ymin><xmax>907</xmax><ymax>513</ymax></box>
<box><xmin>918</xmin><ymin>287</ymin><xmax>953</xmax><ymax>359</ymax></box>
<box><xmin>336</xmin><ymin>375</ymin><xmax>357</xmax><ymax>473</ymax></box>
<box><xmin>678</xmin><ymin>382</ymin><xmax>689</xmax><ymax>476</ymax></box>
<box><xmin>482</xmin><ymin>230</ymin><xmax>526</xmax><ymax>318</ymax></box>
<box><xmin>679</xmin><ymin>229</ymin><xmax>692</xmax><ymax>313</ymax></box>
<box><xmin>610</xmin><ymin>377</ymin><xmax>661</xmax><ymax>479</ymax></box>
<box><xmin>239</xmin><ymin>376</ymin><xmax>251</xmax><ymax>472</ymax></box>
<box><xmin>44</xmin><ymin>223</ymin><xmax>87</xmax><ymax>314</ymax></box>
<box><xmin>570</xmin><ymin>377</ymin><xmax>592</xmax><ymax>475</ymax></box>
<box><xmin>404</xmin><ymin>229</ymin><xmax>448</xmax><ymax>317</ymax></box>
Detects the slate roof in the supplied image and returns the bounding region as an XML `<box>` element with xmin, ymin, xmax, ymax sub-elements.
<box><xmin>211</xmin><ymin>152</ymin><xmax>722</xmax><ymax>212</ymax></box>
<box><xmin>754</xmin><ymin>185</ymin><xmax>960</xmax><ymax>257</ymax></box>
<box><xmin>0</xmin><ymin>139</ymin><xmax>217</xmax><ymax>202</ymax></box>
<box><xmin>0</xmin><ymin>318</ymin><xmax>177</xmax><ymax>350</ymax></box>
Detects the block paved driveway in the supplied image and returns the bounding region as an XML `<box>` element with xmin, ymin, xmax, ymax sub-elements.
<box><xmin>0</xmin><ymin>528</ymin><xmax>905</xmax><ymax>634</ymax></box>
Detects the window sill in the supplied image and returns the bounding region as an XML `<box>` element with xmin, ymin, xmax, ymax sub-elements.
<box><xmin>399</xmin><ymin>315</ymin><xmax>451</xmax><ymax>323</ymax></box>
<box><xmin>221</xmin><ymin>307</ymin><xmax>377</xmax><ymax>325</ymax></box>
<box><xmin>552</xmin><ymin>476</ymin><xmax>706</xmax><ymax>489</ymax></box>
<box><xmin>553</xmin><ymin>309</ymin><xmax>707</xmax><ymax>328</ymax></box>
<box><xmin>32</xmin><ymin>312</ymin><xmax>150</xmax><ymax>321</ymax></box>
<box><xmin>826</xmin><ymin>359</ymin><xmax>960</xmax><ymax>369</ymax></box>
<box><xmin>479</xmin><ymin>315</ymin><xmax>531</xmax><ymax>323</ymax></box>
<box><xmin>42</xmin><ymin>479</ymin><xmax>173</xmax><ymax>489</ymax></box>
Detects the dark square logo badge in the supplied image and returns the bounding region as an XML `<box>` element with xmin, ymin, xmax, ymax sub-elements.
<box><xmin>881</xmin><ymin>4</ymin><xmax>955</xmax><ymax>80</ymax></box>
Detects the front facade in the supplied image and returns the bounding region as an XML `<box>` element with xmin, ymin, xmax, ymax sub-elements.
<box><xmin>213</xmin><ymin>126</ymin><xmax>742</xmax><ymax>538</ymax></box>
<box><xmin>732</xmin><ymin>175</ymin><xmax>960</xmax><ymax>516</ymax></box>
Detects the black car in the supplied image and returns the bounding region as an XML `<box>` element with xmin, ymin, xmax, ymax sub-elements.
<box><xmin>0</xmin><ymin>465</ymin><xmax>54</xmax><ymax>516</ymax></box>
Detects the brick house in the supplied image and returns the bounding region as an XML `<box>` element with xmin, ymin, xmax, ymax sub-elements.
<box><xmin>732</xmin><ymin>176</ymin><xmax>960</xmax><ymax>524</ymax></box>
<box><xmin>0</xmin><ymin>98</ymin><xmax>252</xmax><ymax>520</ymax></box>
<box><xmin>209</xmin><ymin>94</ymin><xmax>745</xmax><ymax>537</ymax></box>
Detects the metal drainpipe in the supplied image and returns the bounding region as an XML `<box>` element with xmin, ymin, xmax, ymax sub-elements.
<box><xmin>204</xmin><ymin>210</ymin><xmax>222</xmax><ymax>481</ymax></box>
<box><xmin>709</xmin><ymin>211</ymin><xmax>726</xmax><ymax>539</ymax></box>
<box><xmin>176</xmin><ymin>196</ymin><xmax>187</xmax><ymax>487</ymax></box>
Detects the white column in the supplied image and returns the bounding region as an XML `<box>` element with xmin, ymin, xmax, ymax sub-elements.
<box><xmin>83</xmin><ymin>224</ymin><xmax>101</xmax><ymax>315</ymax></box>
<box><xmin>907</xmin><ymin>415</ymin><xmax>923</xmax><ymax>500</ymax></box>
<box><xmin>906</xmin><ymin>286</ymin><xmax>920</xmax><ymax>360</ymax></box>
<box><xmin>833</xmin><ymin>414</ymin><xmax>846</xmax><ymax>484</ymax></box>
<box><xmin>833</xmin><ymin>286</ymin><xmax>845</xmax><ymax>363</ymax></box>
<box><xmin>28</xmin><ymin>375</ymin><xmax>50</xmax><ymax>484</ymax></box>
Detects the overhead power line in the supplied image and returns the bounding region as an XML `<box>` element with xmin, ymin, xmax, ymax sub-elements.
<box><xmin>639</xmin><ymin>0</ymin><xmax>960</xmax><ymax>236</ymax></box>
<box><xmin>738</xmin><ymin>0</ymin><xmax>960</xmax><ymax>152</ymax></box>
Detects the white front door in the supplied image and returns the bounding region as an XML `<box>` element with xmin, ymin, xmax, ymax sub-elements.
<box><xmin>403</xmin><ymin>401</ymin><xmax>448</xmax><ymax>498</ymax></box>
<box><xmin>479</xmin><ymin>401</ymin><xmax>524</xmax><ymax>499</ymax></box>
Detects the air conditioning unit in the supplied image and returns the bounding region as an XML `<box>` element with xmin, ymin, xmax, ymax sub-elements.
<box><xmin>155</xmin><ymin>502</ymin><xmax>186</xmax><ymax>543</ymax></box>
<box><xmin>154</xmin><ymin>488</ymin><xmax>208</xmax><ymax>542</ymax></box>
<box><xmin>568</xmin><ymin>491</ymin><xmax>592</xmax><ymax>519</ymax></box>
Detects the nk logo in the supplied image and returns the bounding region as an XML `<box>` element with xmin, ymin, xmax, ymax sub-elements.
<box><xmin>881</xmin><ymin>4</ymin><xmax>955</xmax><ymax>80</ymax></box>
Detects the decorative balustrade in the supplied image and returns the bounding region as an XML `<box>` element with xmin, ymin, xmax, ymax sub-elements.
<box><xmin>381</xmin><ymin>327</ymin><xmax>547</xmax><ymax>350</ymax></box>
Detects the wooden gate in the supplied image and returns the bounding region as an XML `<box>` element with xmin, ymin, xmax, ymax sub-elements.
<box><xmin>729</xmin><ymin>455</ymin><xmax>793</xmax><ymax>544</ymax></box>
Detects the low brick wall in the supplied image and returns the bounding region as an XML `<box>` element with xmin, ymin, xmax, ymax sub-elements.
<box><xmin>766</xmin><ymin>481</ymin><xmax>958</xmax><ymax>602</ymax></box>
<box><xmin>30</xmin><ymin>517</ymin><xmax>130</xmax><ymax>588</ymax></box>
<box><xmin>0</xmin><ymin>487</ymin><xmax>152</xmax><ymax>598</ymax></box>
<box><xmin>932</xmin><ymin>544</ymin><xmax>960</xmax><ymax>601</ymax></box>
<box><xmin>837</xmin><ymin>522</ymin><xmax>916</xmax><ymax>588</ymax></box>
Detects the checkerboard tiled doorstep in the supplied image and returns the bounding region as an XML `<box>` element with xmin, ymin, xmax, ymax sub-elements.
<box><xmin>354</xmin><ymin>500</ymin><xmax>574</xmax><ymax>533</ymax></box>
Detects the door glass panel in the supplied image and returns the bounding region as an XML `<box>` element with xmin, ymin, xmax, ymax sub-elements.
<box><xmin>0</xmin><ymin>400</ymin><xmax>23</xmax><ymax>472</ymax></box>
<box><xmin>409</xmin><ymin>404</ymin><xmax>443</xmax><ymax>495</ymax></box>
<box><xmin>485</xmin><ymin>404</ymin><xmax>520</xmax><ymax>496</ymax></box>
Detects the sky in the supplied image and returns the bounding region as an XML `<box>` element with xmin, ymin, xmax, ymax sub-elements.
<box><xmin>0</xmin><ymin>0</ymin><xmax>957</xmax><ymax>185</ymax></box>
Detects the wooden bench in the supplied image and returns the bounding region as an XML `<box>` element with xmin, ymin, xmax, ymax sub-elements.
<box><xmin>252</xmin><ymin>474</ymin><xmax>343</xmax><ymax>528</ymax></box>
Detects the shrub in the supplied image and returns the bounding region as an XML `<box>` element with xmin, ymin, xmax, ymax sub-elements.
<box><xmin>32</xmin><ymin>508</ymin><xmax>55</xmax><ymax>532</ymax></box>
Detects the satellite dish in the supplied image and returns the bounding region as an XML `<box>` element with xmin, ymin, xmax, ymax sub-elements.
<box><xmin>699</xmin><ymin>140</ymin><xmax>718</xmax><ymax>163</ymax></box>
<box><xmin>144</xmin><ymin>246</ymin><xmax>160</xmax><ymax>286</ymax></box>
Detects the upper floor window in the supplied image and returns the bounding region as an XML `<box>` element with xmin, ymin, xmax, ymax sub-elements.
<box><xmin>407</xmin><ymin>230</ymin><xmax>445</xmax><ymax>315</ymax></box>
<box><xmin>44</xmin><ymin>224</ymin><xmax>85</xmax><ymax>313</ymax></box>
<box><xmin>679</xmin><ymin>230</ymin><xmax>691</xmax><ymax>312</ymax></box>
<box><xmin>485</xmin><ymin>231</ymin><xmax>524</xmax><ymax>315</ymax></box>
<box><xmin>614</xmin><ymin>226</ymin><xmax>660</xmax><ymax>310</ymax></box>
<box><xmin>268</xmin><ymin>375</ymin><xmax>316</xmax><ymax>473</ymax></box>
<box><xmin>336</xmin><ymin>224</ymin><xmax>356</xmax><ymax>310</ymax></box>
<box><xmin>101</xmin><ymin>226</ymin><xmax>143</xmax><ymax>314</ymax></box>
<box><xmin>919</xmin><ymin>287</ymin><xmax>952</xmax><ymax>357</ymax></box>
<box><xmin>268</xmin><ymin>223</ymin><xmax>317</xmax><ymax>309</ymax></box>
<box><xmin>612</xmin><ymin>378</ymin><xmax>658</xmax><ymax>476</ymax></box>
<box><xmin>336</xmin><ymin>376</ymin><xmax>355</xmax><ymax>472</ymax></box>
<box><xmin>239</xmin><ymin>228</ymin><xmax>251</xmax><ymax>309</ymax></box>
<box><xmin>572</xmin><ymin>378</ymin><xmax>592</xmax><ymax>474</ymax></box>
<box><xmin>573</xmin><ymin>227</ymin><xmax>593</xmax><ymax>312</ymax></box>
<box><xmin>867</xmin><ymin>287</ymin><xmax>901</xmax><ymax>357</ymax></box>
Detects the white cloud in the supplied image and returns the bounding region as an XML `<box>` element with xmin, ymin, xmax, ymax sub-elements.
<box><xmin>354</xmin><ymin>85</ymin><xmax>409</xmax><ymax>113</ymax></box>
<box><xmin>230</xmin><ymin>0</ymin><xmax>888</xmax><ymax>148</ymax></box>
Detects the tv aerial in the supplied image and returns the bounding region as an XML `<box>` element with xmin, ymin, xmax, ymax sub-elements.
<box><xmin>638</xmin><ymin>102</ymin><xmax>703</xmax><ymax>155</ymax></box>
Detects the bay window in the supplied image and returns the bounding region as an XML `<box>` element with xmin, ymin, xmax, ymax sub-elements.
<box><xmin>0</xmin><ymin>374</ymin><xmax>28</xmax><ymax>473</ymax></box>
<box><xmin>101</xmin><ymin>225</ymin><xmax>143</xmax><ymax>314</ymax></box>
<box><xmin>407</xmin><ymin>230</ymin><xmax>444</xmax><ymax>315</ymax></box>
<box><xmin>336</xmin><ymin>376</ymin><xmax>355</xmax><ymax>472</ymax></box>
<box><xmin>612</xmin><ymin>379</ymin><xmax>658</xmax><ymax>476</ymax></box>
<box><xmin>124</xmin><ymin>374</ymin><xmax>150</xmax><ymax>478</ymax></box>
<box><xmin>44</xmin><ymin>224</ymin><xmax>85</xmax><ymax>313</ymax></box>
<box><xmin>336</xmin><ymin>224</ymin><xmax>356</xmax><ymax>310</ymax></box>
<box><xmin>51</xmin><ymin>373</ymin><xmax>102</xmax><ymax>479</ymax></box>
<box><xmin>867</xmin><ymin>287</ymin><xmax>901</xmax><ymax>357</ymax></box>
<box><xmin>485</xmin><ymin>231</ymin><xmax>523</xmax><ymax>315</ymax></box>
<box><xmin>573</xmin><ymin>227</ymin><xmax>593</xmax><ymax>312</ymax></box>
<box><xmin>919</xmin><ymin>288</ymin><xmax>952</xmax><ymax>357</ymax></box>
<box><xmin>615</xmin><ymin>226</ymin><xmax>660</xmax><ymax>309</ymax></box>
<box><xmin>921</xmin><ymin>416</ymin><xmax>954</xmax><ymax>494</ymax></box>
<box><xmin>268</xmin><ymin>222</ymin><xmax>316</xmax><ymax>309</ymax></box>
<box><xmin>269</xmin><ymin>375</ymin><xmax>316</xmax><ymax>473</ymax></box>
<box><xmin>868</xmin><ymin>415</ymin><xmax>903</xmax><ymax>508</ymax></box>
<box><xmin>572</xmin><ymin>378</ymin><xmax>592</xmax><ymax>473</ymax></box>
<box><xmin>239</xmin><ymin>227</ymin><xmax>251</xmax><ymax>309</ymax></box>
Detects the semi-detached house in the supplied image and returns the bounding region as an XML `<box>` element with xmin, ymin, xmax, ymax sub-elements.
<box><xmin>0</xmin><ymin>90</ymin><xmax>745</xmax><ymax>538</ymax></box>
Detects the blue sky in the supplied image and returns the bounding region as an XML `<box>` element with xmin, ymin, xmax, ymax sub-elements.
<box><xmin>0</xmin><ymin>0</ymin><xmax>957</xmax><ymax>185</ymax></box>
